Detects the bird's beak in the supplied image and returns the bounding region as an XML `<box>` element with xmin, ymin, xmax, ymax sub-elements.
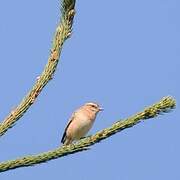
<box><xmin>99</xmin><ymin>107</ymin><xmax>104</xmax><ymax>111</ymax></box>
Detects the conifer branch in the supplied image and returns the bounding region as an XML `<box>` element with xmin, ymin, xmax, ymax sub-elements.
<box><xmin>0</xmin><ymin>96</ymin><xmax>176</xmax><ymax>173</ymax></box>
<box><xmin>0</xmin><ymin>0</ymin><xmax>76</xmax><ymax>137</ymax></box>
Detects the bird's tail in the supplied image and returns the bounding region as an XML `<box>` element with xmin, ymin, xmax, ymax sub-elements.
<box><xmin>61</xmin><ymin>137</ymin><xmax>72</xmax><ymax>146</ymax></box>
<box><xmin>61</xmin><ymin>131</ymin><xmax>66</xmax><ymax>144</ymax></box>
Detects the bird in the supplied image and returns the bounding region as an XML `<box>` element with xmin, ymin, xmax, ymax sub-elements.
<box><xmin>61</xmin><ymin>102</ymin><xmax>103</xmax><ymax>145</ymax></box>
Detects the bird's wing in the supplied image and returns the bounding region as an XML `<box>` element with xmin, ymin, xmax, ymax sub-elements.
<box><xmin>61</xmin><ymin>112</ymin><xmax>76</xmax><ymax>144</ymax></box>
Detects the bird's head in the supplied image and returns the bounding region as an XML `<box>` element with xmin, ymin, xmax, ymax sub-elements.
<box><xmin>84</xmin><ymin>102</ymin><xmax>103</xmax><ymax>114</ymax></box>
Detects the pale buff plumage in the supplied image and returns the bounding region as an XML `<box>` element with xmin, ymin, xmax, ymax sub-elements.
<box><xmin>61</xmin><ymin>102</ymin><xmax>103</xmax><ymax>145</ymax></box>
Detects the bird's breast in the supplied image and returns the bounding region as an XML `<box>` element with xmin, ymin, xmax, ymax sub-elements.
<box><xmin>67</xmin><ymin>115</ymin><xmax>94</xmax><ymax>140</ymax></box>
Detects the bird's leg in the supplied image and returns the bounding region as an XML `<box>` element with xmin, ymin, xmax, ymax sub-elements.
<box><xmin>80</xmin><ymin>135</ymin><xmax>92</xmax><ymax>140</ymax></box>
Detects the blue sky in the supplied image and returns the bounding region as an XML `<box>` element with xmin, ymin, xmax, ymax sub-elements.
<box><xmin>0</xmin><ymin>0</ymin><xmax>179</xmax><ymax>179</ymax></box>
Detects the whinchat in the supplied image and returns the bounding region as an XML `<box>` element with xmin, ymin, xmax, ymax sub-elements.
<box><xmin>61</xmin><ymin>102</ymin><xmax>103</xmax><ymax>145</ymax></box>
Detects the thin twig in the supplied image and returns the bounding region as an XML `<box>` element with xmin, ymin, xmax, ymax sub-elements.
<box><xmin>0</xmin><ymin>0</ymin><xmax>76</xmax><ymax>137</ymax></box>
<box><xmin>0</xmin><ymin>96</ymin><xmax>176</xmax><ymax>173</ymax></box>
